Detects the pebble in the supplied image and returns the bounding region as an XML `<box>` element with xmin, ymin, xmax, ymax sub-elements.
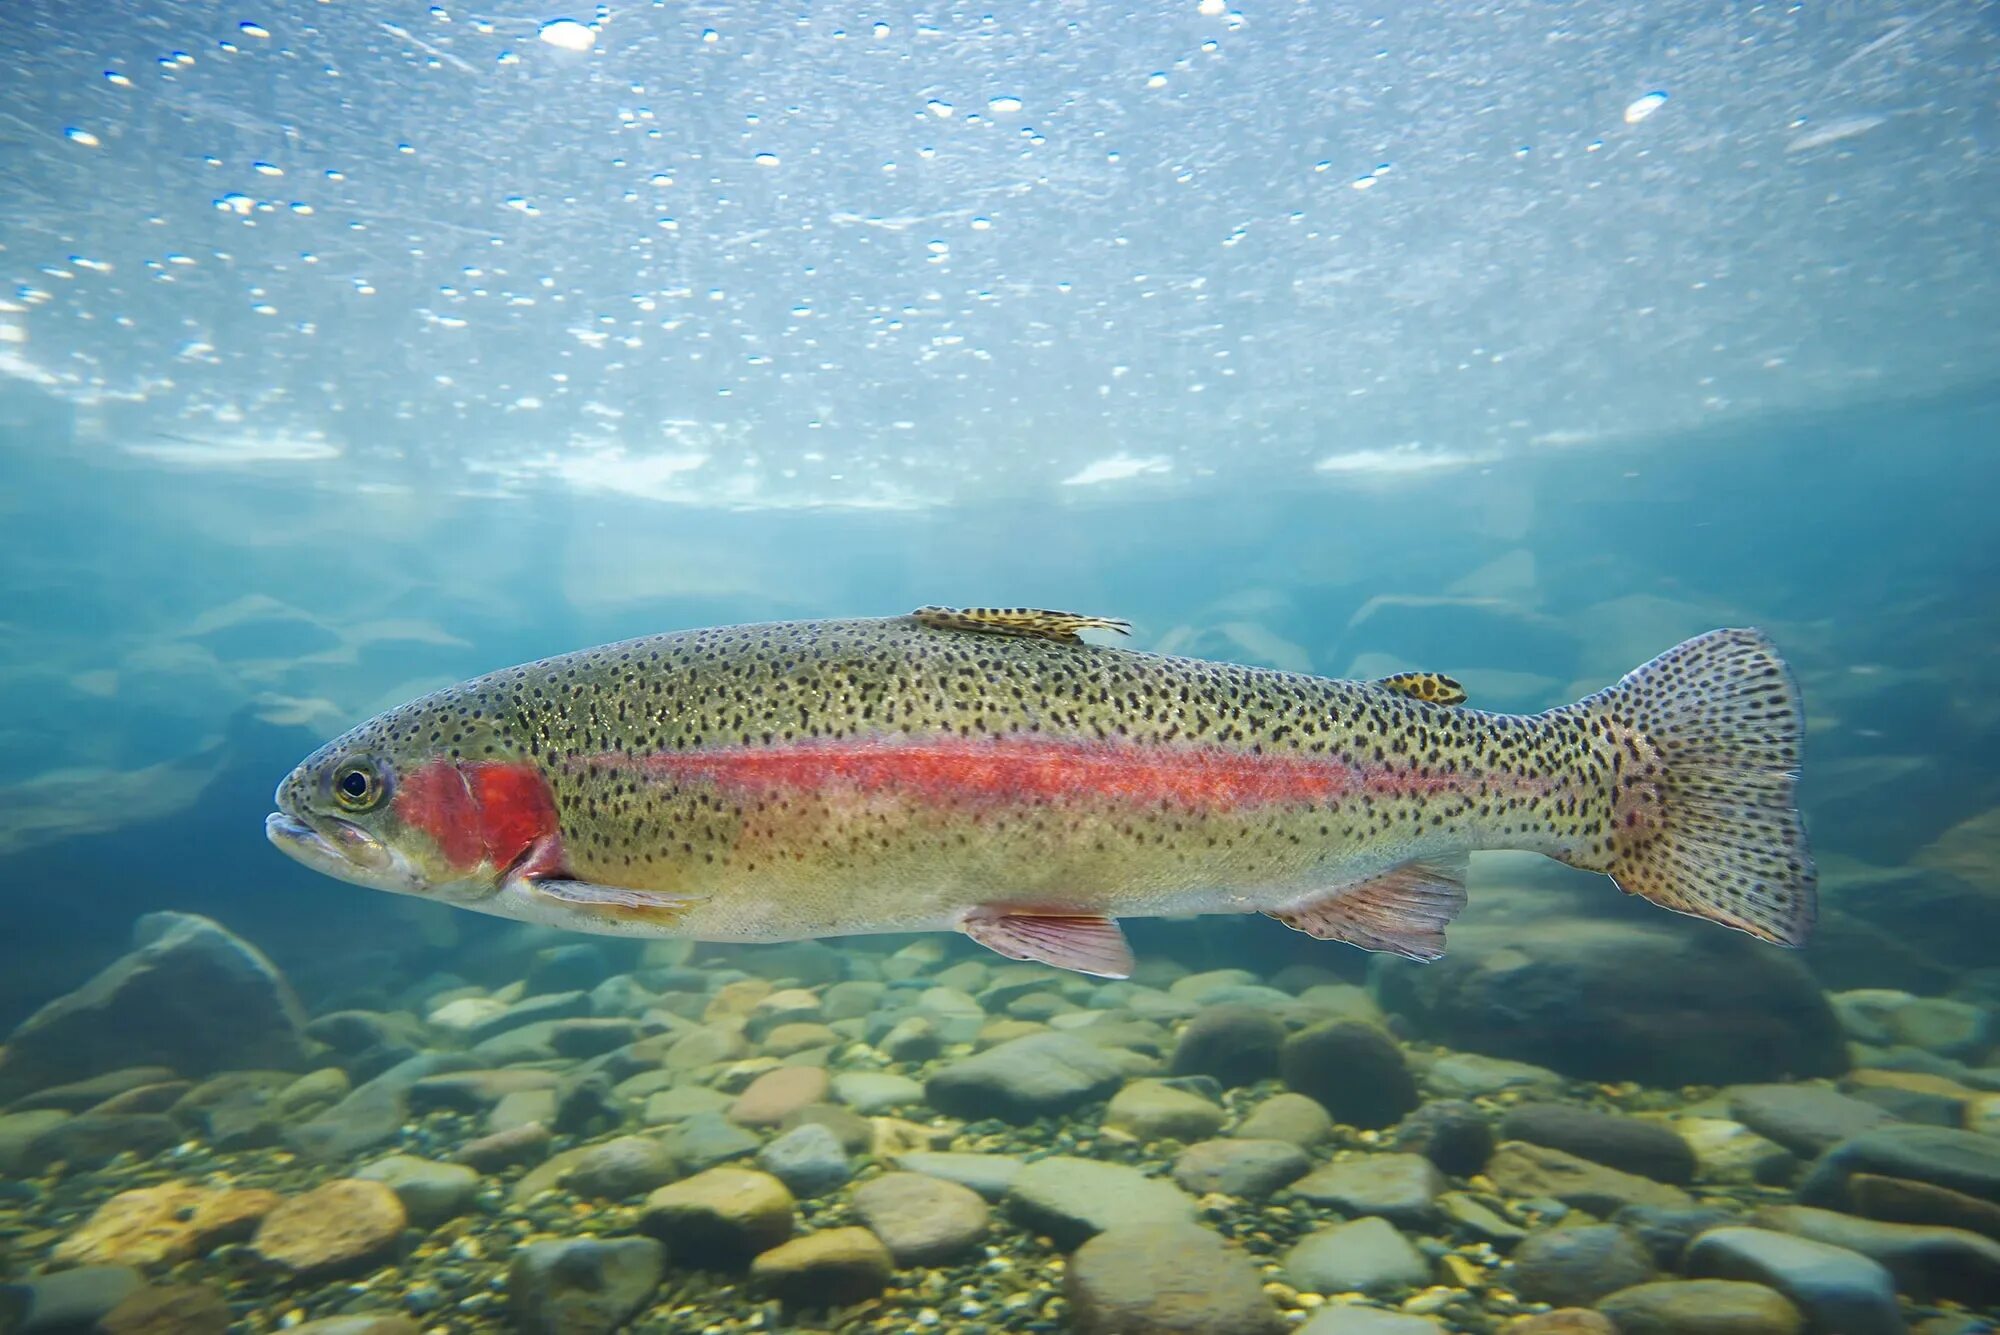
<box><xmin>1290</xmin><ymin>1153</ymin><xmax>1445</xmax><ymax>1227</ymax></box>
<box><xmin>52</xmin><ymin>1182</ymin><xmax>280</xmax><ymax>1268</ymax></box>
<box><xmin>1500</xmin><ymin>1102</ymin><xmax>1696</xmax><ymax>1184</ymax></box>
<box><xmin>1486</xmin><ymin>1141</ymin><xmax>1694</xmax><ymax>1214</ymax></box>
<box><xmin>1280</xmin><ymin>1022</ymin><xmax>1419</xmax><ymax>1130</ymax></box>
<box><xmin>354</xmin><ymin>1155</ymin><xmax>479</xmax><ymax>1227</ymax></box>
<box><xmin>1170</xmin><ymin>1004</ymin><xmax>1286</xmax><ymax>1087</ymax></box>
<box><xmin>452</xmin><ymin>1120</ymin><xmax>551</xmax><ymax>1169</ymax></box>
<box><xmin>924</xmin><ymin>1032</ymin><xmax>1125</xmax><ymax>1123</ymax></box>
<box><xmin>640</xmin><ymin>1166</ymin><xmax>795</xmax><ymax>1264</ymax></box>
<box><xmin>748</xmin><ymin>1227</ymin><xmax>893</xmax><ymax>1308</ymax></box>
<box><xmin>1007</xmin><ymin>1155</ymin><xmax>1198</xmax><ymax>1249</ymax></box>
<box><xmin>893</xmin><ymin>1150</ymin><xmax>1024</xmax><ymax>1200</ymax></box>
<box><xmin>250</xmin><ymin>1179</ymin><xmax>408</xmax><ymax>1278</ymax></box>
<box><xmin>1235</xmin><ymin>1091</ymin><xmax>1335</xmax><ymax>1146</ymax></box>
<box><xmin>851</xmin><ymin>1171</ymin><xmax>989</xmax><ymax>1264</ymax></box>
<box><xmin>509</xmin><ymin>1236</ymin><xmax>664</xmax><ymax>1334</ymax></box>
<box><xmin>1172</xmin><ymin>1138</ymin><xmax>1311</xmax><ymax>1199</ymax></box>
<box><xmin>1685</xmin><ymin>1226</ymin><xmax>1905</xmax><ymax>1335</ymax></box>
<box><xmin>728</xmin><ymin>1066</ymin><xmax>830</xmax><ymax>1126</ymax></box>
<box><xmin>1595</xmin><ymin>1279</ymin><xmax>1804</xmax><ymax>1335</ymax></box>
<box><xmin>1507</xmin><ymin>1223</ymin><xmax>1657</xmax><ymax>1307</ymax></box>
<box><xmin>1103</xmin><ymin>1078</ymin><xmax>1228</xmax><ymax>1141</ymax></box>
<box><xmin>1283</xmin><ymin>1216</ymin><xmax>1430</xmax><ymax>1294</ymax></box>
<box><xmin>756</xmin><ymin>1122</ymin><xmax>852</xmax><ymax>1197</ymax></box>
<box><xmin>1067</xmin><ymin>1221</ymin><xmax>1285</xmax><ymax>1334</ymax></box>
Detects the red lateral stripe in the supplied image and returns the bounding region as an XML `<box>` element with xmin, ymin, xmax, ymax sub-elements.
<box><xmin>395</xmin><ymin>760</ymin><xmax>559</xmax><ymax>871</ymax></box>
<box><xmin>622</xmin><ymin>736</ymin><xmax>1466</xmax><ymax>809</ymax></box>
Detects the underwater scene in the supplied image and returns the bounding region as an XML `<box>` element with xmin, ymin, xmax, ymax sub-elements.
<box><xmin>3</xmin><ymin>1</ymin><xmax>1999</xmax><ymax>1333</ymax></box>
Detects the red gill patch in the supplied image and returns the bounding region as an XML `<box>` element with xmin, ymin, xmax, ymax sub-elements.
<box><xmin>394</xmin><ymin>760</ymin><xmax>562</xmax><ymax>873</ymax></box>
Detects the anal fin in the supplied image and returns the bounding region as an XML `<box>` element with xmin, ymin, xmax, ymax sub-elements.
<box><xmin>911</xmin><ymin>606</ymin><xmax>1131</xmax><ymax>644</ymax></box>
<box><xmin>1267</xmin><ymin>855</ymin><xmax>1469</xmax><ymax>961</ymax></box>
<box><xmin>1374</xmin><ymin>671</ymin><xmax>1468</xmax><ymax>706</ymax></box>
<box><xmin>963</xmin><ymin>910</ymin><xmax>1134</xmax><ymax>978</ymax></box>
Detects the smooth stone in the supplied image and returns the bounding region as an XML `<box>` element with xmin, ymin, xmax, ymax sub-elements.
<box><xmin>288</xmin><ymin>1319</ymin><xmax>423</xmax><ymax>1335</ymax></box>
<box><xmin>640</xmin><ymin>1167</ymin><xmax>794</xmax><ymax>1264</ymax></box>
<box><xmin>562</xmin><ymin>1135</ymin><xmax>677</xmax><ymax>1201</ymax></box>
<box><xmin>1676</xmin><ymin>1117</ymin><xmax>1798</xmax><ymax>1185</ymax></box>
<box><xmin>1595</xmin><ymin>1279</ymin><xmax>1804</xmax><ymax>1335</ymax></box>
<box><xmin>424</xmin><ymin>996</ymin><xmax>510</xmax><ymax>1035</ymax></box>
<box><xmin>1500</xmin><ymin>1103</ymin><xmax>1696</xmax><ymax>1185</ymax></box>
<box><xmin>452</xmin><ymin>1121</ymin><xmax>550</xmax><ymax>1170</ymax></box>
<box><xmin>893</xmin><ymin>1151</ymin><xmax>1024</xmax><ymax>1200</ymax></box>
<box><xmin>1296</xmin><ymin>982</ymin><xmax>1388</xmax><ymax>1026</ymax></box>
<box><xmin>762</xmin><ymin>1022</ymin><xmax>840</xmax><ymax>1056</ymax></box>
<box><xmin>1234</xmin><ymin>1092</ymin><xmax>1334</xmax><ymax>1146</ymax></box>
<box><xmin>1424</xmin><ymin>1052</ymin><xmax>1566</xmax><ymax>1100</ymax></box>
<box><xmin>1849</xmin><ymin>1172</ymin><xmax>2000</xmax><ymax>1240</ymax></box>
<box><xmin>1508</xmin><ymin>1224</ymin><xmax>1657</xmax><ymax>1307</ymax></box>
<box><xmin>289</xmin><ymin>1051</ymin><xmax>474</xmax><ymax>1161</ymax></box>
<box><xmin>1280</xmin><ymin>1022</ymin><xmax>1418</xmax><ymax>1130</ymax></box>
<box><xmin>1007</xmin><ymin>1155</ymin><xmax>1198</xmax><ymax>1249</ymax></box>
<box><xmin>1301</xmin><ymin>1310</ymin><xmax>1446</xmax><ymax>1335</ymax></box>
<box><xmin>749</xmin><ymin>1227</ymin><xmax>892</xmax><ymax>1308</ymax></box>
<box><xmin>755</xmin><ymin>1123</ymin><xmax>851</xmax><ymax>1198</ymax></box>
<box><xmin>488</xmin><ymin>1088</ymin><xmax>557</xmax><ymax>1134</ymax></box>
<box><xmin>661</xmin><ymin>1111</ymin><xmax>761</xmax><ymax>1172</ymax></box>
<box><xmin>879</xmin><ymin>1016</ymin><xmax>943</xmax><ymax>1062</ymax></box>
<box><xmin>1390</xmin><ymin>1100</ymin><xmax>1496</xmax><ymax>1177</ymax></box>
<box><xmin>851</xmin><ymin>1172</ymin><xmax>989</xmax><ymax>1264</ymax></box>
<box><xmin>0</xmin><ymin>1111</ymin><xmax>70</xmax><ymax>1174</ymax></box>
<box><xmin>728</xmin><ymin>1066</ymin><xmax>830</xmax><ymax>1126</ymax></box>
<box><xmin>1486</xmin><ymin>1142</ymin><xmax>1695</xmax><ymax>1214</ymax></box>
<box><xmin>408</xmin><ymin>1069</ymin><xmax>558</xmax><ymax>1113</ymax></box>
<box><xmin>8</xmin><ymin>1267</ymin><xmax>143</xmax><ymax>1332</ymax></box>
<box><xmin>1170</xmin><ymin>1005</ymin><xmax>1286</xmax><ymax>1087</ymax></box>
<box><xmin>0</xmin><ymin>913</ymin><xmax>307</xmax><ymax>1101</ymax></box>
<box><xmin>1169</xmin><ymin>969</ymin><xmax>1261</xmax><ymax>1003</ymax></box>
<box><xmin>1283</xmin><ymin>1216</ymin><xmax>1429</xmax><ymax>1295</ymax></box>
<box><xmin>508</xmin><ymin>1236</ymin><xmax>663</xmax><ymax>1334</ymax></box>
<box><xmin>1685</xmin><ymin>1226</ymin><xmax>1906</xmax><ymax>1335</ymax></box>
<box><xmin>640</xmin><ymin>1086</ymin><xmax>732</xmax><ymax>1124</ymax></box>
<box><xmin>51</xmin><ymin>1183</ymin><xmax>280</xmax><ymax>1268</ymax></box>
<box><xmin>1068</xmin><ymin>1221</ymin><xmax>1285</xmax><ymax>1334</ymax></box>
<box><xmin>96</xmin><ymin>1283</ymin><xmax>232</xmax><ymax>1335</ymax></box>
<box><xmin>10</xmin><ymin>1068</ymin><xmax>180</xmax><ymax>1112</ymax></box>
<box><xmin>524</xmin><ymin>943</ymin><xmax>610</xmax><ymax>996</ymax></box>
<box><xmin>17</xmin><ymin>1114</ymin><xmax>178</xmax><ymax>1172</ymax></box>
<box><xmin>780</xmin><ymin>1102</ymin><xmax>871</xmax><ymax>1153</ymax></box>
<box><xmin>464</xmin><ymin>990</ymin><xmax>591</xmax><ymax>1045</ymax></box>
<box><xmin>925</xmin><ymin>1033</ymin><xmax>1125</xmax><ymax>1123</ymax></box>
<box><xmin>353</xmin><ymin>1155</ymin><xmax>479</xmax><ymax>1227</ymax></box>
<box><xmin>1497</xmin><ymin>1316</ymin><xmax>1614</xmax><ymax>1335</ymax></box>
<box><xmin>1613</xmin><ymin>1204</ymin><xmax>1743</xmax><ymax>1269</ymax></box>
<box><xmin>89</xmin><ymin>1081</ymin><xmax>195</xmax><ymax>1116</ymax></box>
<box><xmin>251</xmin><ymin>1179</ymin><xmax>407</xmax><ymax>1278</ymax></box>
<box><xmin>1439</xmin><ymin>1191</ymin><xmax>1529</xmax><ymax>1248</ymax></box>
<box><xmin>1798</xmin><ymin>1125</ymin><xmax>2000</xmax><ymax>1215</ymax></box>
<box><xmin>548</xmin><ymin>1018</ymin><xmax>644</xmax><ymax>1059</ymax></box>
<box><xmin>1104</xmin><ymin>1079</ymin><xmax>1227</xmax><ymax>1142</ymax></box>
<box><xmin>169</xmin><ymin>1071</ymin><xmax>292</xmax><ymax>1149</ymax></box>
<box><xmin>1172</xmin><ymin>1138</ymin><xmax>1312</xmax><ymax>1200</ymax></box>
<box><xmin>828</xmin><ymin>1071</ymin><xmax>922</xmax><ymax>1115</ymax></box>
<box><xmin>1289</xmin><ymin>1153</ymin><xmax>1445</xmax><ymax>1227</ymax></box>
<box><xmin>1752</xmin><ymin>1203</ymin><xmax>2000</xmax><ymax>1304</ymax></box>
<box><xmin>821</xmin><ymin>981</ymin><xmax>886</xmax><ymax>1021</ymax></box>
<box><xmin>274</xmin><ymin>1068</ymin><xmax>351</xmax><ymax>1120</ymax></box>
<box><xmin>663</xmin><ymin>1026</ymin><xmax>747</xmax><ymax>1070</ymax></box>
<box><xmin>1730</xmin><ymin>1085</ymin><xmax>1900</xmax><ymax>1157</ymax></box>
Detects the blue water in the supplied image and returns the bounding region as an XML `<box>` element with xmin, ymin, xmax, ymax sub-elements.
<box><xmin>2</xmin><ymin>2</ymin><xmax>1998</xmax><ymax>1330</ymax></box>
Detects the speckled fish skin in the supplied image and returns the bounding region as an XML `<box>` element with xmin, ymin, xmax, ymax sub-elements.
<box><xmin>268</xmin><ymin>610</ymin><xmax>1816</xmax><ymax>975</ymax></box>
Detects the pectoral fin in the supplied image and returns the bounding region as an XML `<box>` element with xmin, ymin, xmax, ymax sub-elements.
<box><xmin>521</xmin><ymin>877</ymin><xmax>703</xmax><ymax>929</ymax></box>
<box><xmin>963</xmin><ymin>909</ymin><xmax>1134</xmax><ymax>978</ymax></box>
<box><xmin>911</xmin><ymin>606</ymin><xmax>1131</xmax><ymax>644</ymax></box>
<box><xmin>1267</xmin><ymin>855</ymin><xmax>1469</xmax><ymax>961</ymax></box>
<box><xmin>1373</xmin><ymin>671</ymin><xmax>1468</xmax><ymax>706</ymax></box>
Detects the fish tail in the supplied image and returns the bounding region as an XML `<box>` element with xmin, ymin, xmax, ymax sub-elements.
<box><xmin>1560</xmin><ymin>628</ymin><xmax>1816</xmax><ymax>946</ymax></box>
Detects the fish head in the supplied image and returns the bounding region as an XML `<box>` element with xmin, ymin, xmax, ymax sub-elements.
<box><xmin>267</xmin><ymin>691</ymin><xmax>553</xmax><ymax>905</ymax></box>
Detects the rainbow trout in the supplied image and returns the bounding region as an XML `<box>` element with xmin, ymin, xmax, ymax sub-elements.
<box><xmin>267</xmin><ymin>606</ymin><xmax>1815</xmax><ymax>977</ymax></box>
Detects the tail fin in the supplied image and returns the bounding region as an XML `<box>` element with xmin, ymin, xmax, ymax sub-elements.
<box><xmin>1566</xmin><ymin>628</ymin><xmax>1816</xmax><ymax>946</ymax></box>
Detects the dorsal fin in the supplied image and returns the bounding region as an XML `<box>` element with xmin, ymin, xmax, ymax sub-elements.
<box><xmin>1373</xmin><ymin>671</ymin><xmax>1468</xmax><ymax>706</ymax></box>
<box><xmin>910</xmin><ymin>606</ymin><xmax>1131</xmax><ymax>644</ymax></box>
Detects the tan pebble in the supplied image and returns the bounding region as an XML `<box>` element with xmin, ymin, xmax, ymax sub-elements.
<box><xmin>53</xmin><ymin>1183</ymin><xmax>282</xmax><ymax>1269</ymax></box>
<box><xmin>1440</xmin><ymin>1253</ymin><xmax>1483</xmax><ymax>1286</ymax></box>
<box><xmin>252</xmin><ymin>1179</ymin><xmax>407</xmax><ymax>1278</ymax></box>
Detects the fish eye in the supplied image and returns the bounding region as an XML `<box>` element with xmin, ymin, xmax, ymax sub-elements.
<box><xmin>330</xmin><ymin>758</ymin><xmax>390</xmax><ymax>812</ymax></box>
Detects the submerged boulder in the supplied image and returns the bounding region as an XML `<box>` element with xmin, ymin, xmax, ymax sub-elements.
<box><xmin>1375</xmin><ymin>920</ymin><xmax>1846</xmax><ymax>1087</ymax></box>
<box><xmin>0</xmin><ymin>913</ymin><xmax>307</xmax><ymax>1101</ymax></box>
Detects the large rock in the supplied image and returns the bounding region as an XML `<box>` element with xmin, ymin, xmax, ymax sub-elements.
<box><xmin>353</xmin><ymin>1156</ymin><xmax>479</xmax><ymax>1227</ymax></box>
<box><xmin>1173</xmin><ymin>1139</ymin><xmax>1312</xmax><ymax>1200</ymax></box>
<box><xmin>1103</xmin><ymin>1080</ymin><xmax>1227</xmax><ymax>1142</ymax></box>
<box><xmin>1486</xmin><ymin>1142</ymin><xmax>1693</xmax><ymax>1214</ymax></box>
<box><xmin>1685</xmin><ymin>1227</ymin><xmax>1904</xmax><ymax>1335</ymax></box>
<box><xmin>1289</xmin><ymin>1154</ymin><xmax>1444</xmax><ymax>1227</ymax></box>
<box><xmin>1797</xmin><ymin>1125</ymin><xmax>2000</xmax><ymax>1217</ymax></box>
<box><xmin>748</xmin><ymin>1228</ymin><xmax>892</xmax><ymax>1309</ymax></box>
<box><xmin>1752</xmin><ymin>1204</ymin><xmax>2000</xmax><ymax>1305</ymax></box>
<box><xmin>1068</xmin><ymin>1222</ymin><xmax>1285</xmax><ymax>1334</ymax></box>
<box><xmin>251</xmin><ymin>1179</ymin><xmax>407</xmax><ymax>1279</ymax></box>
<box><xmin>1728</xmin><ymin>1085</ymin><xmax>1899</xmax><ymax>1158</ymax></box>
<box><xmin>1595</xmin><ymin>1280</ymin><xmax>1804</xmax><ymax>1335</ymax></box>
<box><xmin>0</xmin><ymin>914</ymin><xmax>307</xmax><ymax>1100</ymax></box>
<box><xmin>1507</xmin><ymin>1224</ymin><xmax>1656</xmax><ymax>1307</ymax></box>
<box><xmin>1170</xmin><ymin>1005</ymin><xmax>1286</xmax><ymax>1087</ymax></box>
<box><xmin>1499</xmin><ymin>1103</ymin><xmax>1695</xmax><ymax>1185</ymax></box>
<box><xmin>1376</xmin><ymin>921</ymin><xmax>1847</xmax><ymax>1086</ymax></box>
<box><xmin>1280</xmin><ymin>1022</ymin><xmax>1419</xmax><ymax>1129</ymax></box>
<box><xmin>52</xmin><ymin>1183</ymin><xmax>280</xmax><ymax>1268</ymax></box>
<box><xmin>1283</xmin><ymin>1216</ymin><xmax>1429</xmax><ymax>1294</ymax></box>
<box><xmin>925</xmin><ymin>1033</ymin><xmax>1125</xmax><ymax>1123</ymax></box>
<box><xmin>288</xmin><ymin>1052</ymin><xmax>473</xmax><ymax>1161</ymax></box>
<box><xmin>851</xmin><ymin>1172</ymin><xmax>989</xmax><ymax>1264</ymax></box>
<box><xmin>509</xmin><ymin>1236</ymin><xmax>663</xmax><ymax>1334</ymax></box>
<box><xmin>639</xmin><ymin>1166</ymin><xmax>794</xmax><ymax>1264</ymax></box>
<box><xmin>1007</xmin><ymin>1156</ymin><xmax>1197</xmax><ymax>1249</ymax></box>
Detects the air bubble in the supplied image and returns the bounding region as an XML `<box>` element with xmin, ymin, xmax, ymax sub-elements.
<box><xmin>240</xmin><ymin>21</ymin><xmax>270</xmax><ymax>38</ymax></box>
<box><xmin>538</xmin><ymin>18</ymin><xmax>596</xmax><ymax>51</ymax></box>
<box><xmin>64</xmin><ymin>128</ymin><xmax>101</xmax><ymax>147</ymax></box>
<box><xmin>753</xmin><ymin>152</ymin><xmax>780</xmax><ymax>167</ymax></box>
<box><xmin>988</xmin><ymin>95</ymin><xmax>1022</xmax><ymax>113</ymax></box>
<box><xmin>1624</xmin><ymin>90</ymin><xmax>1668</xmax><ymax>124</ymax></box>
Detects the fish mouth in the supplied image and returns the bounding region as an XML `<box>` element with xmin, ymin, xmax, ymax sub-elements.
<box><xmin>266</xmin><ymin>809</ymin><xmax>430</xmax><ymax>897</ymax></box>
